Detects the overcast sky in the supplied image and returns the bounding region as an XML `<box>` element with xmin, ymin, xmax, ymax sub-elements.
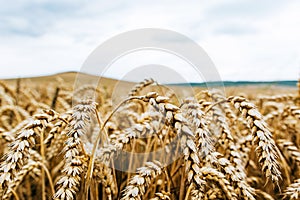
<box><xmin>0</xmin><ymin>0</ymin><xmax>299</xmax><ymax>82</ymax></box>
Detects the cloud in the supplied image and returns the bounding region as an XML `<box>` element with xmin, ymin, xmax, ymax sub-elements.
<box><xmin>0</xmin><ymin>0</ymin><xmax>299</xmax><ymax>81</ymax></box>
<box><xmin>205</xmin><ymin>0</ymin><xmax>286</xmax><ymax>19</ymax></box>
<box><xmin>213</xmin><ymin>25</ymin><xmax>257</xmax><ymax>36</ymax></box>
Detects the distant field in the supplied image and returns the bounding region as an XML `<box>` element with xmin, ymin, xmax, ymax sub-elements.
<box><xmin>2</xmin><ymin>72</ymin><xmax>297</xmax><ymax>96</ymax></box>
<box><xmin>172</xmin><ymin>80</ymin><xmax>297</xmax><ymax>87</ymax></box>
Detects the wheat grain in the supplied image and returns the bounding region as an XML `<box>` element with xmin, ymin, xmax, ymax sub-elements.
<box><xmin>284</xmin><ymin>179</ymin><xmax>300</xmax><ymax>200</ymax></box>
<box><xmin>277</xmin><ymin>139</ymin><xmax>300</xmax><ymax>165</ymax></box>
<box><xmin>0</xmin><ymin>77</ymin><xmax>298</xmax><ymax>199</ymax></box>
<box><xmin>150</xmin><ymin>191</ymin><xmax>171</xmax><ymax>200</ymax></box>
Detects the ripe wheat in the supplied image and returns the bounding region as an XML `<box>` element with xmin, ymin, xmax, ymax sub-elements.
<box><xmin>0</xmin><ymin>77</ymin><xmax>299</xmax><ymax>199</ymax></box>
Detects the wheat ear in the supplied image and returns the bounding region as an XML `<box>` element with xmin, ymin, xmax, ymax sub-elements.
<box><xmin>228</xmin><ymin>96</ymin><xmax>282</xmax><ymax>184</ymax></box>
<box><xmin>121</xmin><ymin>161</ymin><xmax>163</xmax><ymax>200</ymax></box>
<box><xmin>200</xmin><ymin>166</ymin><xmax>236</xmax><ymax>199</ymax></box>
<box><xmin>277</xmin><ymin>139</ymin><xmax>300</xmax><ymax>165</ymax></box>
<box><xmin>217</xmin><ymin>156</ymin><xmax>255</xmax><ymax>199</ymax></box>
<box><xmin>2</xmin><ymin>159</ymin><xmax>39</xmax><ymax>199</ymax></box>
<box><xmin>128</xmin><ymin>78</ymin><xmax>155</xmax><ymax>97</ymax></box>
<box><xmin>0</xmin><ymin>128</ymin><xmax>14</xmax><ymax>143</ymax></box>
<box><xmin>0</xmin><ymin>110</ymin><xmax>60</xmax><ymax>197</ymax></box>
<box><xmin>284</xmin><ymin>179</ymin><xmax>300</xmax><ymax>200</ymax></box>
<box><xmin>150</xmin><ymin>191</ymin><xmax>171</xmax><ymax>200</ymax></box>
<box><xmin>53</xmin><ymin>100</ymin><xmax>96</xmax><ymax>200</ymax></box>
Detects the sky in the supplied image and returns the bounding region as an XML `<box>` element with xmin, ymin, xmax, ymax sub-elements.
<box><xmin>0</xmin><ymin>0</ymin><xmax>299</xmax><ymax>82</ymax></box>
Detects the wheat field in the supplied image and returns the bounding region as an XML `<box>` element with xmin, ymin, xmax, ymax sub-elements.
<box><xmin>0</xmin><ymin>73</ymin><xmax>299</xmax><ymax>200</ymax></box>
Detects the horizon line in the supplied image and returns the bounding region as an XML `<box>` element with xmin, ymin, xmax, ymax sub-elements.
<box><xmin>0</xmin><ymin>71</ymin><xmax>298</xmax><ymax>84</ymax></box>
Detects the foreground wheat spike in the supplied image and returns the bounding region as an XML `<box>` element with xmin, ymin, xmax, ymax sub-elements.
<box><xmin>45</xmin><ymin>112</ymin><xmax>72</xmax><ymax>146</ymax></box>
<box><xmin>0</xmin><ymin>109</ymin><xmax>60</xmax><ymax>198</ymax></box>
<box><xmin>94</xmin><ymin>119</ymin><xmax>158</xmax><ymax>197</ymax></box>
<box><xmin>235</xmin><ymin>134</ymin><xmax>253</xmax><ymax>167</ymax></box>
<box><xmin>53</xmin><ymin>100</ymin><xmax>96</xmax><ymax>200</ymax></box>
<box><xmin>128</xmin><ymin>78</ymin><xmax>155</xmax><ymax>97</ymax></box>
<box><xmin>210</xmin><ymin>105</ymin><xmax>247</xmax><ymax>168</ymax></box>
<box><xmin>97</xmin><ymin>120</ymin><xmax>158</xmax><ymax>165</ymax></box>
<box><xmin>200</xmin><ymin>166</ymin><xmax>237</xmax><ymax>199</ymax></box>
<box><xmin>92</xmin><ymin>117</ymin><xmax>160</xmax><ymax>199</ymax></box>
<box><xmin>216</xmin><ymin>156</ymin><xmax>255</xmax><ymax>200</ymax></box>
<box><xmin>0</xmin><ymin>80</ymin><xmax>16</xmax><ymax>99</ymax></box>
<box><xmin>3</xmin><ymin>149</ymin><xmax>44</xmax><ymax>200</ymax></box>
<box><xmin>201</xmin><ymin>187</ymin><xmax>223</xmax><ymax>200</ymax></box>
<box><xmin>2</xmin><ymin>119</ymin><xmax>29</xmax><ymax>140</ymax></box>
<box><xmin>140</xmin><ymin>93</ymin><xmax>209</xmax><ymax>195</ymax></box>
<box><xmin>208</xmin><ymin>90</ymin><xmax>238</xmax><ymax>124</ymax></box>
<box><xmin>0</xmin><ymin>89</ymin><xmax>15</xmax><ymax>105</ymax></box>
<box><xmin>284</xmin><ymin>179</ymin><xmax>300</xmax><ymax>200</ymax></box>
<box><xmin>206</xmin><ymin>104</ymin><xmax>255</xmax><ymax>199</ymax></box>
<box><xmin>2</xmin><ymin>159</ymin><xmax>39</xmax><ymax>199</ymax></box>
<box><xmin>182</xmin><ymin>134</ymin><xmax>206</xmax><ymax>199</ymax></box>
<box><xmin>121</xmin><ymin>161</ymin><xmax>163</xmax><ymax>200</ymax></box>
<box><xmin>228</xmin><ymin>96</ymin><xmax>282</xmax><ymax>184</ymax></box>
<box><xmin>113</xmin><ymin>93</ymin><xmax>206</xmax><ymax>199</ymax></box>
<box><xmin>182</xmin><ymin>100</ymin><xmax>236</xmax><ymax>199</ymax></box>
<box><xmin>0</xmin><ymin>127</ymin><xmax>14</xmax><ymax>143</ymax></box>
<box><xmin>93</xmin><ymin>157</ymin><xmax>117</xmax><ymax>199</ymax></box>
<box><xmin>45</xmin><ymin>112</ymin><xmax>72</xmax><ymax>160</ymax></box>
<box><xmin>181</xmin><ymin>98</ymin><xmax>215</xmax><ymax>159</ymax></box>
<box><xmin>149</xmin><ymin>191</ymin><xmax>171</xmax><ymax>200</ymax></box>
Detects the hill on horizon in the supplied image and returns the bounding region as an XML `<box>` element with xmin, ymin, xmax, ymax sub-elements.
<box><xmin>1</xmin><ymin>71</ymin><xmax>298</xmax><ymax>87</ymax></box>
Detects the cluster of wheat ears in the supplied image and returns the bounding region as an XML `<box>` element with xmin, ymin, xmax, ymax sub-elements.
<box><xmin>0</xmin><ymin>77</ymin><xmax>299</xmax><ymax>200</ymax></box>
